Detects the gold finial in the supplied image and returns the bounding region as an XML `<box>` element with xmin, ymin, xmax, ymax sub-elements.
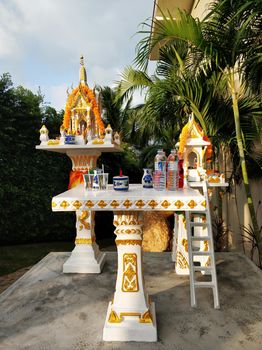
<box><xmin>79</xmin><ymin>55</ymin><xmax>87</xmax><ymax>85</ymax></box>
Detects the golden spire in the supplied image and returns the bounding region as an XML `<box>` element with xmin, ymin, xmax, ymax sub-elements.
<box><xmin>79</xmin><ymin>55</ymin><xmax>87</xmax><ymax>85</ymax></box>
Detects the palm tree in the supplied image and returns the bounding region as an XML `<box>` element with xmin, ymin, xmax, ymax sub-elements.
<box><xmin>132</xmin><ymin>0</ymin><xmax>262</xmax><ymax>265</ymax></box>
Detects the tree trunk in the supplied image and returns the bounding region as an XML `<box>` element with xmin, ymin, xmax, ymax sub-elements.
<box><xmin>229</xmin><ymin>69</ymin><xmax>262</xmax><ymax>268</ymax></box>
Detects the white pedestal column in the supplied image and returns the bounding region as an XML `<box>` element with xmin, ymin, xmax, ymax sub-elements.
<box><xmin>103</xmin><ymin>211</ymin><xmax>157</xmax><ymax>342</ymax></box>
<box><xmin>174</xmin><ymin>213</ymin><xmax>190</xmax><ymax>275</ymax></box>
<box><xmin>63</xmin><ymin>210</ymin><xmax>105</xmax><ymax>273</ymax></box>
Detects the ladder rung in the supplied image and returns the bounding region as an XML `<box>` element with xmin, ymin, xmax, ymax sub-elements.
<box><xmin>192</xmin><ymin>251</ymin><xmax>211</xmax><ymax>256</ymax></box>
<box><xmin>194</xmin><ymin>282</ymin><xmax>214</xmax><ymax>288</ymax></box>
<box><xmin>191</xmin><ymin>236</ymin><xmax>210</xmax><ymax>241</ymax></box>
<box><xmin>193</xmin><ymin>266</ymin><xmax>212</xmax><ymax>272</ymax></box>
<box><xmin>190</xmin><ymin>222</ymin><xmax>209</xmax><ymax>227</ymax></box>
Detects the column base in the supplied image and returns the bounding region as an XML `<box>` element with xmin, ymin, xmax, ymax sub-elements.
<box><xmin>63</xmin><ymin>252</ymin><xmax>106</xmax><ymax>273</ymax></box>
<box><xmin>103</xmin><ymin>301</ymin><xmax>157</xmax><ymax>342</ymax></box>
<box><xmin>175</xmin><ymin>265</ymin><xmax>189</xmax><ymax>275</ymax></box>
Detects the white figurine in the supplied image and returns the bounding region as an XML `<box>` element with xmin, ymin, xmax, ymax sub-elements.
<box><xmin>39</xmin><ymin>125</ymin><xmax>49</xmax><ymax>145</ymax></box>
<box><xmin>87</xmin><ymin>130</ymin><xmax>92</xmax><ymax>143</ymax></box>
<box><xmin>60</xmin><ymin>125</ymin><xmax>66</xmax><ymax>145</ymax></box>
<box><xmin>104</xmin><ymin>124</ymin><xmax>113</xmax><ymax>144</ymax></box>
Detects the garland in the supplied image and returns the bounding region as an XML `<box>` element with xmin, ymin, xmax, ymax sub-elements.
<box><xmin>62</xmin><ymin>85</ymin><xmax>105</xmax><ymax>135</ymax></box>
<box><xmin>178</xmin><ymin>123</ymin><xmax>190</xmax><ymax>156</ymax></box>
<box><xmin>203</xmin><ymin>135</ymin><xmax>213</xmax><ymax>160</ymax></box>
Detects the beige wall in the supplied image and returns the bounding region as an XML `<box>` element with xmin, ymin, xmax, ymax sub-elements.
<box><xmin>191</xmin><ymin>0</ymin><xmax>212</xmax><ymax>20</ymax></box>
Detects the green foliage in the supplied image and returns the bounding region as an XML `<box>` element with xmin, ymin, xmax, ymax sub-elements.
<box><xmin>0</xmin><ymin>73</ymin><xmax>74</xmax><ymax>244</ymax></box>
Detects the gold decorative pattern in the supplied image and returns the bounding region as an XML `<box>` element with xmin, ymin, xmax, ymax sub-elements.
<box><xmin>209</xmin><ymin>177</ymin><xmax>220</xmax><ymax>183</ymax></box>
<box><xmin>60</xmin><ymin>200</ymin><xmax>70</xmax><ymax>209</ymax></box>
<box><xmin>122</xmin><ymin>253</ymin><xmax>139</xmax><ymax>292</ymax></box>
<box><xmin>205</xmin><ymin>256</ymin><xmax>211</xmax><ymax>267</ymax></box>
<box><xmin>110</xmin><ymin>200</ymin><xmax>120</xmax><ymax>209</ymax></box>
<box><xmin>73</xmin><ymin>200</ymin><xmax>82</xmax><ymax>210</ymax></box>
<box><xmin>97</xmin><ymin>200</ymin><xmax>107</xmax><ymax>208</ymax></box>
<box><xmin>116</xmin><ymin>239</ymin><xmax>142</xmax><ymax>246</ymax></box>
<box><xmin>51</xmin><ymin>201</ymin><xmax>57</xmax><ymax>208</ymax></box>
<box><xmin>177</xmin><ymin>251</ymin><xmax>189</xmax><ymax>269</ymax></box>
<box><xmin>148</xmin><ymin>200</ymin><xmax>158</xmax><ymax>209</ymax></box>
<box><xmin>135</xmin><ymin>200</ymin><xmax>145</xmax><ymax>209</ymax></box>
<box><xmin>85</xmin><ymin>200</ymin><xmax>94</xmax><ymax>208</ymax></box>
<box><xmin>175</xmin><ymin>200</ymin><xmax>184</xmax><ymax>209</ymax></box>
<box><xmin>140</xmin><ymin>310</ymin><xmax>153</xmax><ymax>324</ymax></box>
<box><xmin>115</xmin><ymin>228</ymin><xmax>142</xmax><ymax>235</ymax></box>
<box><xmin>182</xmin><ymin>238</ymin><xmax>188</xmax><ymax>252</ymax></box>
<box><xmin>204</xmin><ymin>240</ymin><xmax>209</xmax><ymax>251</ymax></box>
<box><xmin>188</xmin><ymin>200</ymin><xmax>197</xmax><ymax>209</ymax></box>
<box><xmin>113</xmin><ymin>212</ymin><xmax>143</xmax><ymax>226</ymax></box>
<box><xmin>75</xmin><ymin>237</ymin><xmax>95</xmax><ymax>245</ymax></box>
<box><xmin>77</xmin><ymin>211</ymin><xmax>90</xmax><ymax>231</ymax></box>
<box><xmin>123</xmin><ymin>200</ymin><xmax>132</xmax><ymax>209</ymax></box>
<box><xmin>109</xmin><ymin>310</ymin><xmax>153</xmax><ymax>324</ymax></box>
<box><xmin>182</xmin><ymin>214</ymin><xmax>187</xmax><ymax>229</ymax></box>
<box><xmin>161</xmin><ymin>200</ymin><xmax>171</xmax><ymax>209</ymax></box>
<box><xmin>108</xmin><ymin>310</ymin><xmax>122</xmax><ymax>323</ymax></box>
<box><xmin>201</xmin><ymin>200</ymin><xmax>207</xmax><ymax>208</ymax></box>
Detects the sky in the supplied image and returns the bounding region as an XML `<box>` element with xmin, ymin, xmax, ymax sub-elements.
<box><xmin>0</xmin><ymin>0</ymin><xmax>155</xmax><ymax>110</ymax></box>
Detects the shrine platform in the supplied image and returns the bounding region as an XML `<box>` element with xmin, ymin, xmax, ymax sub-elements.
<box><xmin>0</xmin><ymin>252</ymin><xmax>261</xmax><ymax>350</ymax></box>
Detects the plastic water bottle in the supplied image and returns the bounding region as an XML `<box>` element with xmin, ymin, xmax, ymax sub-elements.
<box><xmin>153</xmin><ymin>149</ymin><xmax>166</xmax><ymax>191</ymax></box>
<box><xmin>167</xmin><ymin>149</ymin><xmax>178</xmax><ymax>191</ymax></box>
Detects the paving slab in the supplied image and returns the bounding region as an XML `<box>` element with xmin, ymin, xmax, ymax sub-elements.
<box><xmin>0</xmin><ymin>252</ymin><xmax>261</xmax><ymax>350</ymax></box>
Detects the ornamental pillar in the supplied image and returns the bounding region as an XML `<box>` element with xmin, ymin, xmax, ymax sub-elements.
<box><xmin>103</xmin><ymin>211</ymin><xmax>157</xmax><ymax>342</ymax></box>
<box><xmin>63</xmin><ymin>209</ymin><xmax>105</xmax><ymax>273</ymax></box>
<box><xmin>174</xmin><ymin>213</ymin><xmax>190</xmax><ymax>275</ymax></box>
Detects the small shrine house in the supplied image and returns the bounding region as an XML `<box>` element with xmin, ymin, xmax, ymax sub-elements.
<box><xmin>177</xmin><ymin>115</ymin><xmax>212</xmax><ymax>182</ymax></box>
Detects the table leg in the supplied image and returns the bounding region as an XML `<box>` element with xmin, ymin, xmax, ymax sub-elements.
<box><xmin>175</xmin><ymin>213</ymin><xmax>190</xmax><ymax>275</ymax></box>
<box><xmin>103</xmin><ymin>211</ymin><xmax>157</xmax><ymax>342</ymax></box>
<box><xmin>63</xmin><ymin>210</ymin><xmax>105</xmax><ymax>273</ymax></box>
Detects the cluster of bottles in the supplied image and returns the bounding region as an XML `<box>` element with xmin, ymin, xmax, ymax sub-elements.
<box><xmin>153</xmin><ymin>149</ymin><xmax>184</xmax><ymax>191</ymax></box>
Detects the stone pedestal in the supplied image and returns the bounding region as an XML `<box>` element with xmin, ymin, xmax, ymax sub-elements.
<box><xmin>63</xmin><ymin>210</ymin><xmax>105</xmax><ymax>273</ymax></box>
<box><xmin>103</xmin><ymin>211</ymin><xmax>157</xmax><ymax>342</ymax></box>
<box><xmin>67</xmin><ymin>150</ymin><xmax>101</xmax><ymax>189</ymax></box>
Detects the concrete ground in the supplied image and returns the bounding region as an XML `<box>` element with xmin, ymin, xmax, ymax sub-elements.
<box><xmin>0</xmin><ymin>252</ymin><xmax>261</xmax><ymax>350</ymax></box>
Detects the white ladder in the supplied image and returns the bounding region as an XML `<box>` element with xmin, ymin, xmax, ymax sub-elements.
<box><xmin>186</xmin><ymin>181</ymin><xmax>220</xmax><ymax>309</ymax></box>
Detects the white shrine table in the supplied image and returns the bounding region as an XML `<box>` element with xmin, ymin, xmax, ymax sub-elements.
<box><xmin>52</xmin><ymin>184</ymin><xmax>206</xmax><ymax>342</ymax></box>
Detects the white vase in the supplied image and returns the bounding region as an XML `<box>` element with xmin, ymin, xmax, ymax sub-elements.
<box><xmin>142</xmin><ymin>168</ymin><xmax>153</xmax><ymax>188</ymax></box>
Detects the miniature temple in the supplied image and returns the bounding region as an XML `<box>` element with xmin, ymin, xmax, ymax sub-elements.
<box><xmin>177</xmin><ymin>114</ymin><xmax>225</xmax><ymax>184</ymax></box>
<box><xmin>36</xmin><ymin>56</ymin><xmax>122</xmax><ymax>189</ymax></box>
<box><xmin>61</xmin><ymin>55</ymin><xmax>105</xmax><ymax>145</ymax></box>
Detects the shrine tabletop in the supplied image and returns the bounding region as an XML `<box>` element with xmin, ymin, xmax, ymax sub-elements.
<box><xmin>36</xmin><ymin>144</ymin><xmax>123</xmax><ymax>154</ymax></box>
<box><xmin>52</xmin><ymin>184</ymin><xmax>206</xmax><ymax>212</ymax></box>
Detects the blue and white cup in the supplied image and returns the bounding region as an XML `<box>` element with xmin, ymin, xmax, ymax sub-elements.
<box><xmin>113</xmin><ymin>176</ymin><xmax>129</xmax><ymax>191</ymax></box>
<box><xmin>65</xmin><ymin>135</ymin><xmax>76</xmax><ymax>144</ymax></box>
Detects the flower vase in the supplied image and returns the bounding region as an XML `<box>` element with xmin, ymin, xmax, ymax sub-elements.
<box><xmin>142</xmin><ymin>168</ymin><xmax>153</xmax><ymax>188</ymax></box>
